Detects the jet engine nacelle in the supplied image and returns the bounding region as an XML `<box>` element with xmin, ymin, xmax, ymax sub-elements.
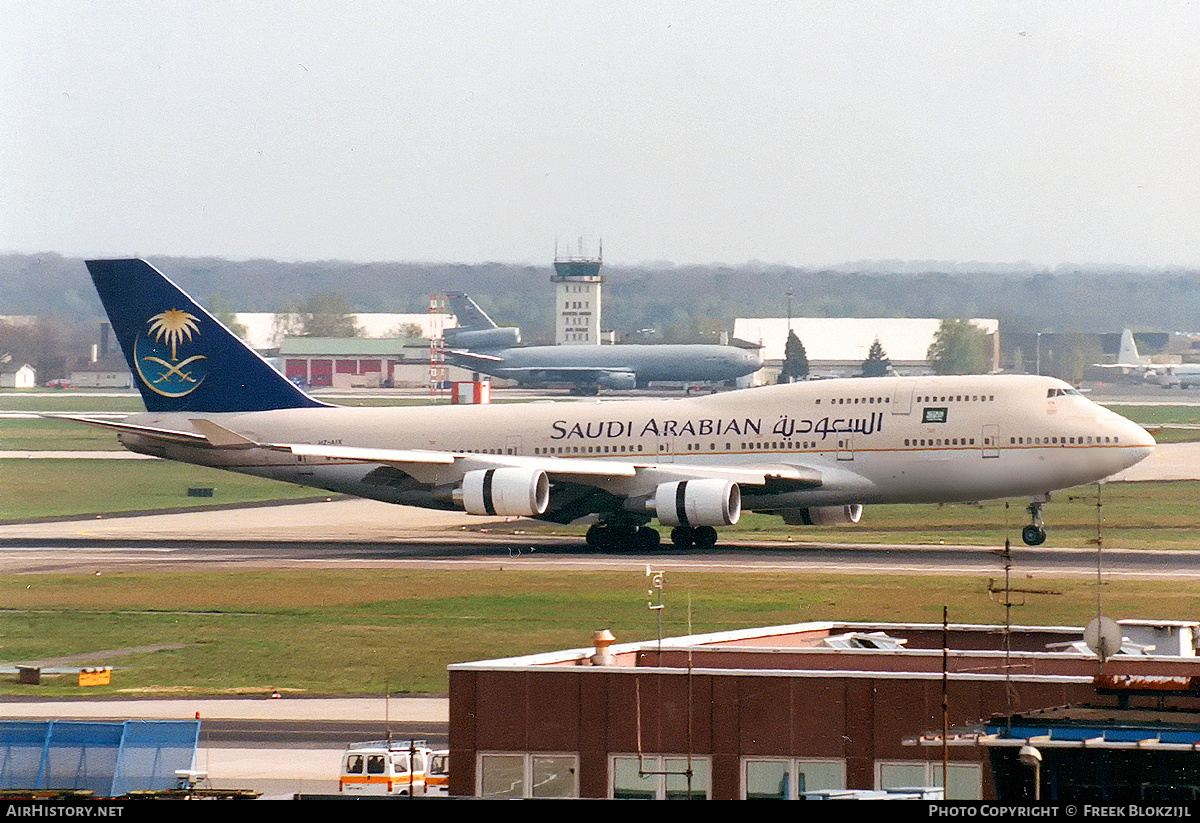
<box><xmin>653</xmin><ymin>479</ymin><xmax>741</xmax><ymax>527</ymax></box>
<box><xmin>444</xmin><ymin>327</ymin><xmax>522</xmax><ymax>349</ymax></box>
<box><xmin>781</xmin><ymin>504</ymin><xmax>863</xmax><ymax>526</ymax></box>
<box><xmin>596</xmin><ymin>371</ymin><xmax>637</xmax><ymax>391</ymax></box>
<box><xmin>460</xmin><ymin>467</ymin><xmax>549</xmax><ymax>517</ymax></box>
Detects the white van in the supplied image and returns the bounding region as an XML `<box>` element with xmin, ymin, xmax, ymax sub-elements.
<box><xmin>339</xmin><ymin>740</ymin><xmax>440</xmax><ymax>796</ymax></box>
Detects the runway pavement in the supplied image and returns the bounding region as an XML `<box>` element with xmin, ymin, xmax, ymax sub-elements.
<box><xmin>1108</xmin><ymin>441</ymin><xmax>1200</xmax><ymax>481</ymax></box>
<box><xmin>0</xmin><ymin>496</ymin><xmax>501</xmax><ymax>542</ymax></box>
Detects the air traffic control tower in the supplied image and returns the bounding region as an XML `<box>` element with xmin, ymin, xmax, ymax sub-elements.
<box><xmin>552</xmin><ymin>244</ymin><xmax>604</xmax><ymax>345</ymax></box>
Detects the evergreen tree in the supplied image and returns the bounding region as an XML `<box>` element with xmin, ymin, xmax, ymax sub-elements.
<box><xmin>861</xmin><ymin>337</ymin><xmax>891</xmax><ymax>377</ymax></box>
<box><xmin>778</xmin><ymin>330</ymin><xmax>809</xmax><ymax>383</ymax></box>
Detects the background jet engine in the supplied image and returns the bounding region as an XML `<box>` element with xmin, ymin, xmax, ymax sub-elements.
<box><xmin>653</xmin><ymin>479</ymin><xmax>741</xmax><ymax>527</ymax></box>
<box><xmin>780</xmin><ymin>505</ymin><xmax>863</xmax><ymax>526</ymax></box>
<box><xmin>460</xmin><ymin>467</ymin><xmax>549</xmax><ymax>517</ymax></box>
<box><xmin>596</xmin><ymin>371</ymin><xmax>638</xmax><ymax>390</ymax></box>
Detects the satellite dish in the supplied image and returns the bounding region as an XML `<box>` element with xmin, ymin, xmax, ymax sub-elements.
<box><xmin>1084</xmin><ymin>616</ymin><xmax>1122</xmax><ymax>661</ymax></box>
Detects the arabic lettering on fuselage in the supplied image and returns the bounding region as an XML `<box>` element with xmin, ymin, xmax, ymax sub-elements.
<box><xmin>549</xmin><ymin>412</ymin><xmax>882</xmax><ymax>441</ymax></box>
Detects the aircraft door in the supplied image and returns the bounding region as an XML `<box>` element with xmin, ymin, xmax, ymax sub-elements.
<box><xmin>981</xmin><ymin>424</ymin><xmax>999</xmax><ymax>458</ymax></box>
<box><xmin>837</xmin><ymin>432</ymin><xmax>854</xmax><ymax>461</ymax></box>
<box><xmin>505</xmin><ymin>436</ymin><xmax>522</xmax><ymax>456</ymax></box>
<box><xmin>891</xmin><ymin>380</ymin><xmax>916</xmax><ymax>415</ymax></box>
<box><xmin>657</xmin><ymin>437</ymin><xmax>675</xmax><ymax>463</ymax></box>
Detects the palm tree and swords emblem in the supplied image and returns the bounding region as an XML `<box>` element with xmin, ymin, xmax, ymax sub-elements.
<box><xmin>134</xmin><ymin>308</ymin><xmax>209</xmax><ymax>396</ymax></box>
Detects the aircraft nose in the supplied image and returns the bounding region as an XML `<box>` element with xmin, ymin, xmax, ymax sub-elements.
<box><xmin>1118</xmin><ymin>417</ymin><xmax>1156</xmax><ymax>469</ymax></box>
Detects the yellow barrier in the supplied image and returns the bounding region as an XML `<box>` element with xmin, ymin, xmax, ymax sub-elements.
<box><xmin>78</xmin><ymin>668</ymin><xmax>111</xmax><ymax>687</ymax></box>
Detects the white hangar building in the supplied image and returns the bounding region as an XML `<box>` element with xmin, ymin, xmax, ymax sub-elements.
<box><xmin>231</xmin><ymin>312</ymin><xmax>456</xmax><ymax>352</ymax></box>
<box><xmin>733</xmin><ymin>317</ymin><xmax>1000</xmax><ymax>383</ymax></box>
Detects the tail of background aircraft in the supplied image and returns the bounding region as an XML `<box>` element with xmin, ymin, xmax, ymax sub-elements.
<box><xmin>443</xmin><ymin>291</ymin><xmax>498</xmax><ymax>331</ymax></box>
<box><xmin>86</xmin><ymin>259</ymin><xmax>328</xmax><ymax>413</ymax></box>
<box><xmin>1118</xmin><ymin>328</ymin><xmax>1144</xmax><ymax>366</ymax></box>
<box><xmin>442</xmin><ymin>291</ymin><xmax>521</xmax><ymax>349</ymax></box>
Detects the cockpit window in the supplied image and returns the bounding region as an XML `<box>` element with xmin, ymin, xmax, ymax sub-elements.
<box><xmin>1047</xmin><ymin>388</ymin><xmax>1082</xmax><ymax>398</ymax></box>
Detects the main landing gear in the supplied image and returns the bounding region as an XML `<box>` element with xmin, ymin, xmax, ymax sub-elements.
<box><xmin>584</xmin><ymin>520</ymin><xmax>723</xmax><ymax>552</ymax></box>
<box><xmin>1022</xmin><ymin>496</ymin><xmax>1048</xmax><ymax>546</ymax></box>
<box><xmin>585</xmin><ymin>521</ymin><xmax>661</xmax><ymax>552</ymax></box>
<box><xmin>670</xmin><ymin>525</ymin><xmax>719</xmax><ymax>550</ymax></box>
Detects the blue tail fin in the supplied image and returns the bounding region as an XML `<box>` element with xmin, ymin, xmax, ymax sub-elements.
<box><xmin>87</xmin><ymin>259</ymin><xmax>328</xmax><ymax>412</ymax></box>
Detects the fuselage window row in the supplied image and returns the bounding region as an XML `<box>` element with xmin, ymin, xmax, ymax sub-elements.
<box><xmin>1007</xmin><ymin>436</ymin><xmax>1119</xmax><ymax>446</ymax></box>
<box><xmin>812</xmin><ymin>394</ymin><xmax>996</xmax><ymax>406</ymax></box>
<box><xmin>913</xmin><ymin>395</ymin><xmax>995</xmax><ymax>403</ymax></box>
<box><xmin>532</xmin><ymin>444</ymin><xmax>648</xmax><ymax>455</ymax></box>
<box><xmin>524</xmin><ymin>432</ymin><xmax>1125</xmax><ymax>456</ymax></box>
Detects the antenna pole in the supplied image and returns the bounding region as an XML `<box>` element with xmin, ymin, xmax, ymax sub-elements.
<box><xmin>942</xmin><ymin>605</ymin><xmax>949</xmax><ymax>794</ymax></box>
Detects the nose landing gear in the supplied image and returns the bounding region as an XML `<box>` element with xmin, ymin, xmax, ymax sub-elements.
<box><xmin>1022</xmin><ymin>496</ymin><xmax>1048</xmax><ymax>546</ymax></box>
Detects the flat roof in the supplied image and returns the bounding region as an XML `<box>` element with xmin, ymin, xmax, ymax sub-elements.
<box><xmin>449</xmin><ymin>619</ymin><xmax>1200</xmax><ymax>681</ymax></box>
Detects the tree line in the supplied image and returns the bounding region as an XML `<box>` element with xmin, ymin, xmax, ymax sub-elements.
<box><xmin>0</xmin><ymin>252</ymin><xmax>1189</xmax><ymax>382</ymax></box>
<box><xmin>6</xmin><ymin>253</ymin><xmax>1200</xmax><ymax>340</ymax></box>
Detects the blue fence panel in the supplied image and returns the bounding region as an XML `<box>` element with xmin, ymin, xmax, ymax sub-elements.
<box><xmin>112</xmin><ymin>720</ymin><xmax>200</xmax><ymax>795</ymax></box>
<box><xmin>46</xmin><ymin>722</ymin><xmax>124</xmax><ymax>795</ymax></box>
<box><xmin>0</xmin><ymin>721</ymin><xmax>52</xmax><ymax>790</ymax></box>
<box><xmin>0</xmin><ymin>720</ymin><xmax>200</xmax><ymax>796</ymax></box>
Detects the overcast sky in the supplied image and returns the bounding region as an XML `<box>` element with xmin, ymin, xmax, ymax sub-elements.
<box><xmin>4</xmin><ymin>2</ymin><xmax>1198</xmax><ymax>268</ymax></box>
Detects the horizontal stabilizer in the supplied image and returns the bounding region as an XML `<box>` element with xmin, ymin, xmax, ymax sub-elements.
<box><xmin>55</xmin><ymin>415</ymin><xmax>208</xmax><ymax>445</ymax></box>
<box><xmin>188</xmin><ymin>419</ymin><xmax>262</xmax><ymax>448</ymax></box>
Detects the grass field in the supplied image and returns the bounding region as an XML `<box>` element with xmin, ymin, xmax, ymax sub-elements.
<box><xmin>1107</xmin><ymin>404</ymin><xmax>1200</xmax><ymax>443</ymax></box>
<box><xmin>1</xmin><ymin>569</ymin><xmax>1195</xmax><ymax>696</ymax></box>
<box><xmin>0</xmin><ymin>460</ymin><xmax>326</xmax><ymax>520</ymax></box>
<box><xmin>1</xmin><ymin>418</ymin><xmax>125</xmax><ymax>451</ymax></box>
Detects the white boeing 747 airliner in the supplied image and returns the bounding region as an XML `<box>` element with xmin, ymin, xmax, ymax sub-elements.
<box><xmin>72</xmin><ymin>260</ymin><xmax>1154</xmax><ymax>551</ymax></box>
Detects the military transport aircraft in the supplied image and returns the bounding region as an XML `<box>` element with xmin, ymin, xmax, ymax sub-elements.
<box><xmin>71</xmin><ymin>260</ymin><xmax>1154</xmax><ymax>550</ymax></box>
<box><xmin>441</xmin><ymin>291</ymin><xmax>762</xmax><ymax>394</ymax></box>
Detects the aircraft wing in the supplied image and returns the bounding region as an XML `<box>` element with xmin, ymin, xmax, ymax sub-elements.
<box><xmin>482</xmin><ymin>366</ymin><xmax>634</xmax><ymax>376</ymax></box>
<box><xmin>464</xmin><ymin>365</ymin><xmax>640</xmax><ymax>389</ymax></box>
<box><xmin>443</xmin><ymin>351</ymin><xmax>636</xmax><ymax>380</ymax></box>
<box><xmin>444</xmin><ymin>349</ymin><xmax>505</xmax><ymax>364</ymax></box>
<box><xmin>218</xmin><ymin>424</ymin><xmax>821</xmax><ymax>489</ymax></box>
<box><xmin>63</xmin><ymin>416</ymin><xmax>823</xmax><ymax>491</ymax></box>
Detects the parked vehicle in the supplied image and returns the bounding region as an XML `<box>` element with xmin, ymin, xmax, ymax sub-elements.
<box><xmin>339</xmin><ymin>739</ymin><xmax>443</xmax><ymax>796</ymax></box>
